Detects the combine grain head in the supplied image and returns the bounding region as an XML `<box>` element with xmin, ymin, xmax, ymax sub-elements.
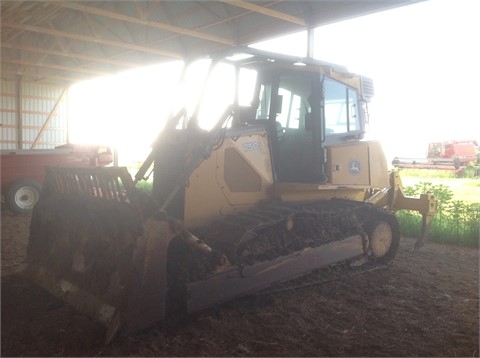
<box><xmin>26</xmin><ymin>167</ymin><xmax>179</xmax><ymax>343</ymax></box>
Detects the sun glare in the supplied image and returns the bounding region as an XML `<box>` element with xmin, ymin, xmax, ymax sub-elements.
<box><xmin>68</xmin><ymin>61</ymin><xmax>184</xmax><ymax>164</ymax></box>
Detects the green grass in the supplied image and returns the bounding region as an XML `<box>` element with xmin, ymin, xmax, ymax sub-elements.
<box><xmin>401</xmin><ymin>178</ymin><xmax>480</xmax><ymax>204</ymax></box>
<box><xmin>397</xmin><ymin>166</ymin><xmax>480</xmax><ymax>180</ymax></box>
<box><xmin>396</xmin><ymin>208</ymin><xmax>479</xmax><ymax>247</ymax></box>
<box><xmin>135</xmin><ymin>180</ymin><xmax>153</xmax><ymax>193</ymax></box>
<box><xmin>395</xmin><ymin>169</ymin><xmax>480</xmax><ymax>247</ymax></box>
<box><xmin>127</xmin><ymin>163</ymin><xmax>153</xmax><ymax>193</ymax></box>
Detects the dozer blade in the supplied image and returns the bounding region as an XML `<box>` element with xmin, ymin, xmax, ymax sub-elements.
<box><xmin>25</xmin><ymin>167</ymin><xmax>180</xmax><ymax>343</ymax></box>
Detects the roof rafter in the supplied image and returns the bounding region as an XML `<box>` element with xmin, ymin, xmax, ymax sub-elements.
<box><xmin>56</xmin><ymin>2</ymin><xmax>235</xmax><ymax>46</ymax></box>
<box><xmin>1</xmin><ymin>43</ymin><xmax>138</xmax><ymax>69</ymax></box>
<box><xmin>1</xmin><ymin>68</ymin><xmax>84</xmax><ymax>83</ymax></box>
<box><xmin>2</xmin><ymin>22</ymin><xmax>182</xmax><ymax>59</ymax></box>
<box><xmin>219</xmin><ymin>0</ymin><xmax>306</xmax><ymax>26</ymax></box>
<box><xmin>2</xmin><ymin>58</ymin><xmax>110</xmax><ymax>77</ymax></box>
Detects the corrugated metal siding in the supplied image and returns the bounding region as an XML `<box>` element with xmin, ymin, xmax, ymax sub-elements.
<box><xmin>0</xmin><ymin>79</ymin><xmax>17</xmax><ymax>150</ymax></box>
<box><xmin>1</xmin><ymin>79</ymin><xmax>68</xmax><ymax>150</ymax></box>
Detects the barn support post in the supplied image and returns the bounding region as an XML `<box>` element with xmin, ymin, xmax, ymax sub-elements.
<box><xmin>307</xmin><ymin>27</ymin><xmax>315</xmax><ymax>59</ymax></box>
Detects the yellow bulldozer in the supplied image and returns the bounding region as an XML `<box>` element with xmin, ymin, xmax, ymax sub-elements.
<box><xmin>26</xmin><ymin>47</ymin><xmax>437</xmax><ymax>343</ymax></box>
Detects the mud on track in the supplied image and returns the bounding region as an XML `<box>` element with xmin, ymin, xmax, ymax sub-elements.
<box><xmin>1</xmin><ymin>209</ymin><xmax>479</xmax><ymax>357</ymax></box>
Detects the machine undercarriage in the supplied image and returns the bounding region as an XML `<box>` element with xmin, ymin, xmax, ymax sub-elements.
<box><xmin>168</xmin><ymin>199</ymin><xmax>400</xmax><ymax>314</ymax></box>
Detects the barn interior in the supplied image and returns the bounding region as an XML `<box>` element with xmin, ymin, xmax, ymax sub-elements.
<box><xmin>1</xmin><ymin>1</ymin><xmax>420</xmax><ymax>151</ymax></box>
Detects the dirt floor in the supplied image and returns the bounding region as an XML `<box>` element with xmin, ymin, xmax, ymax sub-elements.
<box><xmin>1</xmin><ymin>208</ymin><xmax>479</xmax><ymax>357</ymax></box>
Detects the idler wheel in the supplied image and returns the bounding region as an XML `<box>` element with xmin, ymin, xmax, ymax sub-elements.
<box><xmin>369</xmin><ymin>221</ymin><xmax>393</xmax><ymax>257</ymax></box>
<box><xmin>366</xmin><ymin>217</ymin><xmax>400</xmax><ymax>264</ymax></box>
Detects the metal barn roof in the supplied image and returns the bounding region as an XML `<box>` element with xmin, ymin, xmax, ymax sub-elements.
<box><xmin>1</xmin><ymin>1</ymin><xmax>421</xmax><ymax>85</ymax></box>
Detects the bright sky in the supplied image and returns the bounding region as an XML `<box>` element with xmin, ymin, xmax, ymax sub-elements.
<box><xmin>69</xmin><ymin>0</ymin><xmax>479</xmax><ymax>164</ymax></box>
<box><xmin>252</xmin><ymin>0</ymin><xmax>480</xmax><ymax>161</ymax></box>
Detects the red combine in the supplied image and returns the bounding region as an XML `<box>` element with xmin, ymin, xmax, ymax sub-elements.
<box><xmin>1</xmin><ymin>144</ymin><xmax>113</xmax><ymax>213</ymax></box>
<box><xmin>392</xmin><ymin>140</ymin><xmax>479</xmax><ymax>172</ymax></box>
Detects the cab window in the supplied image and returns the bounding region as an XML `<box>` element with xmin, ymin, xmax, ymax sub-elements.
<box><xmin>324</xmin><ymin>77</ymin><xmax>359</xmax><ymax>135</ymax></box>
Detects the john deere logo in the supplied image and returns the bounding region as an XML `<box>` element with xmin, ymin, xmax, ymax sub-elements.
<box><xmin>349</xmin><ymin>160</ymin><xmax>361</xmax><ymax>175</ymax></box>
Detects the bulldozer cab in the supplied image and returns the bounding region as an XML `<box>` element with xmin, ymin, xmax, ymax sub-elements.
<box><xmin>151</xmin><ymin>47</ymin><xmax>375</xmax><ymax>220</ymax></box>
<box><xmin>197</xmin><ymin>49</ymin><xmax>371</xmax><ymax>184</ymax></box>
<box><xmin>242</xmin><ymin>67</ymin><xmax>368</xmax><ymax>184</ymax></box>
